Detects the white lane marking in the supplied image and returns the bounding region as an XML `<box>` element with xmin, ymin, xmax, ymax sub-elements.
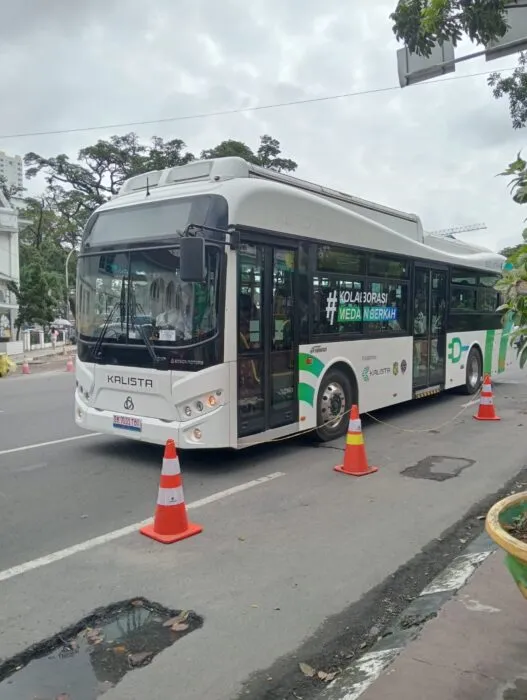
<box><xmin>0</xmin><ymin>433</ymin><xmax>102</xmax><ymax>457</ymax></box>
<box><xmin>325</xmin><ymin>648</ymin><xmax>403</xmax><ymax>700</ymax></box>
<box><xmin>0</xmin><ymin>471</ymin><xmax>285</xmax><ymax>583</ymax></box>
<box><xmin>420</xmin><ymin>551</ymin><xmax>491</xmax><ymax>596</ymax></box>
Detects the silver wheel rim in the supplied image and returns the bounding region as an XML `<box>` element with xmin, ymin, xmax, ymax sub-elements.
<box><xmin>468</xmin><ymin>355</ymin><xmax>480</xmax><ymax>389</ymax></box>
<box><xmin>320</xmin><ymin>382</ymin><xmax>346</xmax><ymax>429</ymax></box>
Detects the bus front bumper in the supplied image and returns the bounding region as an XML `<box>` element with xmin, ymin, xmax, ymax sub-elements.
<box><xmin>74</xmin><ymin>393</ymin><xmax>232</xmax><ymax>449</ymax></box>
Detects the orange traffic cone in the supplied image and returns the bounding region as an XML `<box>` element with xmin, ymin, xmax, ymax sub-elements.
<box><xmin>334</xmin><ymin>405</ymin><xmax>378</xmax><ymax>477</ymax></box>
<box><xmin>66</xmin><ymin>357</ymin><xmax>74</xmax><ymax>372</ymax></box>
<box><xmin>22</xmin><ymin>360</ymin><xmax>30</xmax><ymax>375</ymax></box>
<box><xmin>140</xmin><ymin>439</ymin><xmax>202</xmax><ymax>544</ymax></box>
<box><xmin>474</xmin><ymin>375</ymin><xmax>500</xmax><ymax>421</ymax></box>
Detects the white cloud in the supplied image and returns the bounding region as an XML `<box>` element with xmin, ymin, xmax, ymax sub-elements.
<box><xmin>1</xmin><ymin>0</ymin><xmax>526</xmax><ymax>251</ymax></box>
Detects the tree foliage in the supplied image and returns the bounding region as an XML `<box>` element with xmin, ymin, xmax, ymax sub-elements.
<box><xmin>14</xmin><ymin>132</ymin><xmax>296</xmax><ymax>326</ymax></box>
<box><xmin>390</xmin><ymin>1</ymin><xmax>527</xmax><ymax>128</ymax></box>
<box><xmin>494</xmin><ymin>152</ymin><xmax>527</xmax><ymax>366</ymax></box>
<box><xmin>24</xmin><ymin>132</ymin><xmax>296</xmax><ymax>242</ymax></box>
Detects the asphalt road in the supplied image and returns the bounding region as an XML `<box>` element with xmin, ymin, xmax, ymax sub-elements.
<box><xmin>0</xmin><ymin>367</ymin><xmax>526</xmax><ymax>700</ymax></box>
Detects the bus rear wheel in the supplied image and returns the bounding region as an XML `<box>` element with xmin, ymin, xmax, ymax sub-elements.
<box><xmin>462</xmin><ymin>347</ymin><xmax>483</xmax><ymax>395</ymax></box>
<box><xmin>314</xmin><ymin>369</ymin><xmax>353</xmax><ymax>442</ymax></box>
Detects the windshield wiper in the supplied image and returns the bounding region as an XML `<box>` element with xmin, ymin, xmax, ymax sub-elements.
<box><xmin>91</xmin><ymin>301</ymin><xmax>122</xmax><ymax>360</ymax></box>
<box><xmin>127</xmin><ymin>284</ymin><xmax>165</xmax><ymax>367</ymax></box>
<box><xmin>91</xmin><ymin>277</ymin><xmax>126</xmax><ymax>360</ymax></box>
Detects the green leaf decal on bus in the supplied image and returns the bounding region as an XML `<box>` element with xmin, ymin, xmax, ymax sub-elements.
<box><xmin>298</xmin><ymin>382</ymin><xmax>315</xmax><ymax>406</ymax></box>
<box><xmin>484</xmin><ymin>330</ymin><xmax>495</xmax><ymax>375</ymax></box>
<box><xmin>298</xmin><ymin>353</ymin><xmax>325</xmax><ymax>377</ymax></box>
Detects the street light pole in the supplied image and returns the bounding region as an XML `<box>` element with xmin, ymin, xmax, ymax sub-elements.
<box><xmin>65</xmin><ymin>248</ymin><xmax>75</xmax><ymax>323</ymax></box>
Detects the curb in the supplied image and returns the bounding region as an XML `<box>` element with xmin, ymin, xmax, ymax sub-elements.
<box><xmin>318</xmin><ymin>532</ymin><xmax>497</xmax><ymax>700</ymax></box>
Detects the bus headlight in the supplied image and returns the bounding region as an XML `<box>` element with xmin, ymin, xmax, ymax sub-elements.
<box><xmin>176</xmin><ymin>390</ymin><xmax>225</xmax><ymax>421</ymax></box>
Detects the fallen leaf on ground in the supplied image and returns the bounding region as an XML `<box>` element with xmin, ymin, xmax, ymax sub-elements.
<box><xmin>130</xmin><ymin>599</ymin><xmax>144</xmax><ymax>607</ymax></box>
<box><xmin>128</xmin><ymin>651</ymin><xmax>154</xmax><ymax>667</ymax></box>
<box><xmin>317</xmin><ymin>671</ymin><xmax>328</xmax><ymax>680</ymax></box>
<box><xmin>325</xmin><ymin>672</ymin><xmax>338</xmax><ymax>682</ymax></box>
<box><xmin>299</xmin><ymin>662</ymin><xmax>316</xmax><ymax>678</ymax></box>
<box><xmin>171</xmin><ymin>622</ymin><xmax>189</xmax><ymax>632</ymax></box>
<box><xmin>113</xmin><ymin>645</ymin><xmax>127</xmax><ymax>654</ymax></box>
<box><xmin>163</xmin><ymin>611</ymin><xmax>189</xmax><ymax>627</ymax></box>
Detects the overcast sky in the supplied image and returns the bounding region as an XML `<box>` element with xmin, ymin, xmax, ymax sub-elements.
<box><xmin>1</xmin><ymin>0</ymin><xmax>525</xmax><ymax>252</ymax></box>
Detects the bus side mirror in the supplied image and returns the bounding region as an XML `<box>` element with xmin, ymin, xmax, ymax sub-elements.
<box><xmin>180</xmin><ymin>237</ymin><xmax>206</xmax><ymax>282</ymax></box>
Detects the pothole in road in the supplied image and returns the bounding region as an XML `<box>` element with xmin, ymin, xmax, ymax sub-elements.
<box><xmin>0</xmin><ymin>598</ymin><xmax>203</xmax><ymax>699</ymax></box>
<box><xmin>401</xmin><ymin>455</ymin><xmax>476</xmax><ymax>481</ymax></box>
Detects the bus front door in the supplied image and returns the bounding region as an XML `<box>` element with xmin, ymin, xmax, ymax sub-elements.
<box><xmin>237</xmin><ymin>243</ymin><xmax>298</xmax><ymax>438</ymax></box>
<box><xmin>413</xmin><ymin>267</ymin><xmax>447</xmax><ymax>391</ymax></box>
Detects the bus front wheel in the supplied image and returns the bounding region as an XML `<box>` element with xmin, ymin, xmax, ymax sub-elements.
<box><xmin>462</xmin><ymin>347</ymin><xmax>483</xmax><ymax>395</ymax></box>
<box><xmin>314</xmin><ymin>369</ymin><xmax>353</xmax><ymax>442</ymax></box>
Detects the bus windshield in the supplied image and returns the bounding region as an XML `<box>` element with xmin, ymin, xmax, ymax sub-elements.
<box><xmin>77</xmin><ymin>246</ymin><xmax>220</xmax><ymax>349</ymax></box>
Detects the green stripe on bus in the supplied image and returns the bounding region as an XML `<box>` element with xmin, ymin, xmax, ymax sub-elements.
<box><xmin>298</xmin><ymin>353</ymin><xmax>325</xmax><ymax>378</ymax></box>
<box><xmin>298</xmin><ymin>382</ymin><xmax>315</xmax><ymax>406</ymax></box>
<box><xmin>484</xmin><ymin>330</ymin><xmax>495</xmax><ymax>375</ymax></box>
<box><xmin>498</xmin><ymin>312</ymin><xmax>514</xmax><ymax>373</ymax></box>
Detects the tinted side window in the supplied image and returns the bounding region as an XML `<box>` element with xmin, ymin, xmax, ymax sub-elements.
<box><xmin>312</xmin><ymin>276</ymin><xmax>363</xmax><ymax>335</ymax></box>
<box><xmin>363</xmin><ymin>280</ymin><xmax>408</xmax><ymax>333</ymax></box>
<box><xmin>368</xmin><ymin>256</ymin><xmax>408</xmax><ymax>279</ymax></box>
<box><xmin>451</xmin><ymin>286</ymin><xmax>476</xmax><ymax>310</ymax></box>
<box><xmin>316</xmin><ymin>245</ymin><xmax>366</xmax><ymax>275</ymax></box>
<box><xmin>452</xmin><ymin>269</ymin><xmax>477</xmax><ymax>286</ymax></box>
<box><xmin>477</xmin><ymin>288</ymin><xmax>499</xmax><ymax>312</ymax></box>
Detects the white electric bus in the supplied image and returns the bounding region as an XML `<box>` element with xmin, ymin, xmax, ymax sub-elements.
<box><xmin>75</xmin><ymin>157</ymin><xmax>513</xmax><ymax>448</ymax></box>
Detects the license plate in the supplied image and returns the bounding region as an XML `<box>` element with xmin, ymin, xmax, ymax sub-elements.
<box><xmin>113</xmin><ymin>414</ymin><xmax>142</xmax><ymax>432</ymax></box>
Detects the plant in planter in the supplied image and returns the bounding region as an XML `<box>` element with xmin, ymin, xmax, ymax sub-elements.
<box><xmin>485</xmin><ymin>157</ymin><xmax>527</xmax><ymax>592</ymax></box>
<box><xmin>495</xmin><ymin>154</ymin><xmax>527</xmax><ymax>366</ymax></box>
<box><xmin>487</xmin><ymin>496</ymin><xmax>527</xmax><ymax>599</ymax></box>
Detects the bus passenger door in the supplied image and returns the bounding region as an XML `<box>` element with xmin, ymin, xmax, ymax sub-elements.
<box><xmin>413</xmin><ymin>267</ymin><xmax>447</xmax><ymax>391</ymax></box>
<box><xmin>237</xmin><ymin>242</ymin><xmax>298</xmax><ymax>438</ymax></box>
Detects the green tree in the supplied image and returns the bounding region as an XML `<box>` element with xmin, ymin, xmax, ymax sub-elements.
<box><xmin>19</xmin><ymin>132</ymin><xmax>297</xmax><ymax>319</ymax></box>
<box><xmin>24</xmin><ymin>132</ymin><xmax>296</xmax><ymax>247</ymax></box>
<box><xmin>494</xmin><ymin>153</ymin><xmax>527</xmax><ymax>366</ymax></box>
<box><xmin>8</xmin><ymin>254</ymin><xmax>61</xmax><ymax>334</ymax></box>
<box><xmin>24</xmin><ymin>133</ymin><xmax>196</xmax><ymax>239</ymax></box>
<box><xmin>390</xmin><ymin>1</ymin><xmax>527</xmax><ymax>128</ymax></box>
<box><xmin>201</xmin><ymin>134</ymin><xmax>297</xmax><ymax>172</ymax></box>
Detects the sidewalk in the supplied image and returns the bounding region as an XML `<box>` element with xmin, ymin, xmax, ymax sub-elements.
<box><xmin>13</xmin><ymin>344</ymin><xmax>76</xmax><ymax>365</ymax></box>
<box><xmin>325</xmin><ymin>548</ymin><xmax>527</xmax><ymax>700</ymax></box>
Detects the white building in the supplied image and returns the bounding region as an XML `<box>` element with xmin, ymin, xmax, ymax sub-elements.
<box><xmin>0</xmin><ymin>150</ymin><xmax>23</xmax><ymax>191</ymax></box>
<box><xmin>0</xmin><ymin>189</ymin><xmax>22</xmax><ymax>353</ymax></box>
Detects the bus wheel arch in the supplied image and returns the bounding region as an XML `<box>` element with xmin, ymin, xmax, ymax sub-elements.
<box><xmin>314</xmin><ymin>362</ymin><xmax>358</xmax><ymax>442</ymax></box>
<box><xmin>461</xmin><ymin>344</ymin><xmax>483</xmax><ymax>395</ymax></box>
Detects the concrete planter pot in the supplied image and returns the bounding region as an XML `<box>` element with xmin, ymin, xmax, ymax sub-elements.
<box><xmin>486</xmin><ymin>492</ymin><xmax>527</xmax><ymax>599</ymax></box>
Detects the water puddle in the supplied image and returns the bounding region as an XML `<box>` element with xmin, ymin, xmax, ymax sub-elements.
<box><xmin>0</xmin><ymin>598</ymin><xmax>202</xmax><ymax>699</ymax></box>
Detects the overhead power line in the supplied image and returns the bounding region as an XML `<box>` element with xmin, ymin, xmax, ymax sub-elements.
<box><xmin>0</xmin><ymin>66</ymin><xmax>515</xmax><ymax>141</ymax></box>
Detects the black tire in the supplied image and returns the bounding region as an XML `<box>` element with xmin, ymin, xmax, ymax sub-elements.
<box><xmin>314</xmin><ymin>368</ymin><xmax>353</xmax><ymax>442</ymax></box>
<box><xmin>461</xmin><ymin>347</ymin><xmax>483</xmax><ymax>395</ymax></box>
